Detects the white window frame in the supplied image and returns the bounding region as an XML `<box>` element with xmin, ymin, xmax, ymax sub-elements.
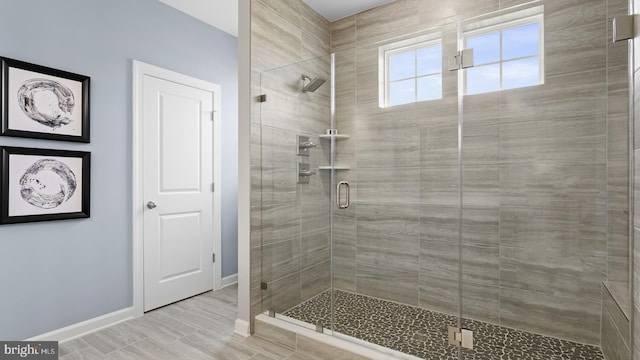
<box><xmin>378</xmin><ymin>33</ymin><xmax>442</xmax><ymax>108</ymax></box>
<box><xmin>463</xmin><ymin>13</ymin><xmax>544</xmax><ymax>95</ymax></box>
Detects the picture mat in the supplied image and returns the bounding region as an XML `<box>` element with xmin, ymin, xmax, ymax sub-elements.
<box><xmin>8</xmin><ymin>154</ymin><xmax>84</xmax><ymax>216</ymax></box>
<box><xmin>7</xmin><ymin>67</ymin><xmax>84</xmax><ymax>136</ymax></box>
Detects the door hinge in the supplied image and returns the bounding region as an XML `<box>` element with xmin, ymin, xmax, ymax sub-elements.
<box><xmin>261</xmin><ymin>282</ymin><xmax>268</xmax><ymax>290</ymax></box>
<box><xmin>212</xmin><ymin>182</ymin><xmax>215</xmax><ymax>192</ymax></box>
<box><xmin>212</xmin><ymin>253</ymin><xmax>215</xmax><ymax>263</ymax></box>
<box><xmin>448</xmin><ymin>326</ymin><xmax>473</xmax><ymax>349</ymax></box>
<box><xmin>258</xmin><ymin>94</ymin><xmax>267</xmax><ymax>102</ymax></box>
<box><xmin>613</xmin><ymin>15</ymin><xmax>635</xmax><ymax>42</ymax></box>
<box><xmin>448</xmin><ymin>49</ymin><xmax>474</xmax><ymax>71</ymax></box>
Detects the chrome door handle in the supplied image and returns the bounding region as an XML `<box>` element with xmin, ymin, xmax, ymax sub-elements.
<box><xmin>336</xmin><ymin>181</ymin><xmax>350</xmax><ymax>209</ymax></box>
<box><xmin>146</xmin><ymin>201</ymin><xmax>157</xmax><ymax>209</ymax></box>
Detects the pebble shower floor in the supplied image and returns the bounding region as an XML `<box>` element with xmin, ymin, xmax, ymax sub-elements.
<box><xmin>282</xmin><ymin>290</ymin><xmax>604</xmax><ymax>360</ymax></box>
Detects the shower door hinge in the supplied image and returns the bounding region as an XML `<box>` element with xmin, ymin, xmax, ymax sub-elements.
<box><xmin>261</xmin><ymin>282</ymin><xmax>268</xmax><ymax>290</ymax></box>
<box><xmin>448</xmin><ymin>326</ymin><xmax>473</xmax><ymax>349</ymax></box>
<box><xmin>258</xmin><ymin>94</ymin><xmax>267</xmax><ymax>102</ymax></box>
<box><xmin>613</xmin><ymin>15</ymin><xmax>635</xmax><ymax>42</ymax></box>
<box><xmin>449</xmin><ymin>49</ymin><xmax>474</xmax><ymax>71</ymax></box>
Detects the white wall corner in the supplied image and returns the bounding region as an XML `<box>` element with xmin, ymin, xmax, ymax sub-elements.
<box><xmin>222</xmin><ymin>273</ymin><xmax>239</xmax><ymax>287</ymax></box>
<box><xmin>234</xmin><ymin>318</ymin><xmax>251</xmax><ymax>338</ymax></box>
<box><xmin>237</xmin><ymin>0</ymin><xmax>252</xmax><ymax>335</ymax></box>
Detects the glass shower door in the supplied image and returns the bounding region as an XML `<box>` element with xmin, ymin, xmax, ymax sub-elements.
<box><xmin>459</xmin><ymin>1</ymin><xmax>616</xmax><ymax>358</ymax></box>
<box><xmin>258</xmin><ymin>55</ymin><xmax>334</xmax><ymax>329</ymax></box>
<box><xmin>329</xmin><ymin>18</ymin><xmax>464</xmax><ymax>357</ymax></box>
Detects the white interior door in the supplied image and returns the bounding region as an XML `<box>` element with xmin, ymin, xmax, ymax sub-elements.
<box><xmin>142</xmin><ymin>74</ymin><xmax>216</xmax><ymax>312</ymax></box>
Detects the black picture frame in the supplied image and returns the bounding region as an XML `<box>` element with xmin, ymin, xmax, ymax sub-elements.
<box><xmin>0</xmin><ymin>57</ymin><xmax>90</xmax><ymax>143</ymax></box>
<box><xmin>0</xmin><ymin>146</ymin><xmax>90</xmax><ymax>225</ymax></box>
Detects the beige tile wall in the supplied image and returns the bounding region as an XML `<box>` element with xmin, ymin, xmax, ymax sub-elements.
<box><xmin>601</xmin><ymin>283</ymin><xmax>630</xmax><ymax>360</ymax></box>
<box><xmin>330</xmin><ymin>0</ymin><xmax>629</xmax><ymax>345</ymax></box>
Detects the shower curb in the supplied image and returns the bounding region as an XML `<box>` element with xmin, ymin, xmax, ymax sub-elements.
<box><xmin>254</xmin><ymin>314</ymin><xmax>421</xmax><ymax>360</ymax></box>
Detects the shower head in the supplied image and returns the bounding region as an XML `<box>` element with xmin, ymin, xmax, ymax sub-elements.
<box><xmin>301</xmin><ymin>74</ymin><xmax>326</xmax><ymax>93</ymax></box>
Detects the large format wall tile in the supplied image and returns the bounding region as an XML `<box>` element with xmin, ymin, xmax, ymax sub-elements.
<box><xmin>462</xmin><ymin>207</ymin><xmax>499</xmax><ymax>247</ymax></box>
<box><xmin>357</xmin><ymin>167</ymin><xmax>421</xmax><ymax>204</ymax></box>
<box><xmin>262</xmin><ymin>273</ymin><xmax>302</xmax><ymax>313</ymax></box>
<box><xmin>462</xmin><ymin>92</ymin><xmax>500</xmax><ymax>128</ymax></box>
<box><xmin>261</xmin><ymin>203</ymin><xmax>301</xmax><ymax>245</ymax></box>
<box><xmin>331</xmin><ymin>16</ymin><xmax>355</xmax><ymax>52</ymax></box>
<box><xmin>462</xmin><ymin>244</ymin><xmax>499</xmax><ymax>287</ymax></box>
<box><xmin>608</xmin><ymin>209</ymin><xmax>630</xmax><ymax>282</ymax></box>
<box><xmin>608</xmin><ymin>158</ymin><xmax>630</xmax><ymax>210</ymax></box>
<box><xmin>499</xmin><ymin>117</ymin><xmax>606</xmax><ymax>164</ymax></box>
<box><xmin>499</xmin><ymin>163</ymin><xmax>606</xmax><ymax>208</ymax></box>
<box><xmin>256</xmin><ymin>0</ymin><xmax>301</xmax><ymax>28</ymax></box>
<box><xmin>461</xmin><ymin>281</ymin><xmax>500</xmax><ymax>324</ymax></box>
<box><xmin>301</xmin><ymin>2</ymin><xmax>330</xmax><ymax>59</ymax></box>
<box><xmin>608</xmin><ymin>66</ymin><xmax>630</xmax><ymax>116</ymax></box>
<box><xmin>545</xmin><ymin>0</ymin><xmax>607</xmax><ymax>77</ymax></box>
<box><xmin>301</xmin><ymin>260</ymin><xmax>331</xmax><ymax>301</ymax></box>
<box><xmin>300</xmin><ymin>231</ymin><xmax>330</xmax><ymax>269</ymax></box>
<box><xmin>420</xmin><ymin>205</ymin><xmax>459</xmax><ymax>243</ymax></box>
<box><xmin>421</xmin><ymin>166</ymin><xmax>460</xmax><ymax>206</ymax></box>
<box><xmin>251</xmin><ymin>1</ymin><xmax>302</xmax><ymax>73</ymax></box>
<box><xmin>462</xmin><ymin>124</ymin><xmax>499</xmax><ymax>165</ymax></box>
<box><xmin>357</xmin><ymin>264</ymin><xmax>419</xmax><ymax>305</ymax></box>
<box><xmin>500</xmin><ymin>69</ymin><xmax>606</xmax><ymax>124</ymax></box>
<box><xmin>418</xmin><ymin>0</ymin><xmax>499</xmax><ymax>27</ymax></box>
<box><xmin>261</xmin><ymin>239</ymin><xmax>301</xmax><ymax>283</ymax></box>
<box><xmin>420</xmin><ymin>239</ymin><xmax>459</xmax><ymax>280</ymax></box>
<box><xmin>463</xmin><ymin>165</ymin><xmax>499</xmax><ymax>208</ymax></box>
<box><xmin>355</xmin><ymin>0</ymin><xmax>421</xmax><ymax>47</ymax></box>
<box><xmin>419</xmin><ymin>274</ymin><xmax>459</xmax><ymax>316</ymax></box>
<box><xmin>500</xmin><ymin>246</ymin><xmax>606</xmax><ymax>301</ymax></box>
<box><xmin>500</xmin><ymin>287</ymin><xmax>601</xmax><ymax>345</ymax></box>
<box><xmin>420</xmin><ymin>125</ymin><xmax>458</xmax><ymax>167</ymax></box>
<box><xmin>356</xmin><ymin>204</ymin><xmax>420</xmax><ymax>274</ymax></box>
<box><xmin>500</xmin><ymin>206</ymin><xmax>606</xmax><ymax>257</ymax></box>
<box><xmin>603</xmin><ymin>284</ymin><xmax>630</xmax><ymax>348</ymax></box>
<box><xmin>356</xmin><ymin>114</ymin><xmax>420</xmax><ymax>168</ymax></box>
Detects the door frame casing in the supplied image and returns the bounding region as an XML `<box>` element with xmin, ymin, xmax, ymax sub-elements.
<box><xmin>132</xmin><ymin>60</ymin><xmax>222</xmax><ymax>317</ymax></box>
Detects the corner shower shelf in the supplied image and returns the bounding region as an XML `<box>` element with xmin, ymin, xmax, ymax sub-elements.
<box><xmin>318</xmin><ymin>134</ymin><xmax>351</xmax><ymax>140</ymax></box>
<box><xmin>318</xmin><ymin>165</ymin><xmax>351</xmax><ymax>170</ymax></box>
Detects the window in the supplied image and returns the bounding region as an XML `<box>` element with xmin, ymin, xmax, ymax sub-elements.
<box><xmin>379</xmin><ymin>36</ymin><xmax>442</xmax><ymax>108</ymax></box>
<box><xmin>464</xmin><ymin>13</ymin><xmax>543</xmax><ymax>95</ymax></box>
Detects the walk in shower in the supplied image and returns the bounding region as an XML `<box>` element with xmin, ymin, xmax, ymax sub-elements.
<box><xmin>253</xmin><ymin>0</ymin><xmax>631</xmax><ymax>358</ymax></box>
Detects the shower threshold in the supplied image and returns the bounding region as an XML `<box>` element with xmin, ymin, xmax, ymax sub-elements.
<box><xmin>280</xmin><ymin>290</ymin><xmax>603</xmax><ymax>360</ymax></box>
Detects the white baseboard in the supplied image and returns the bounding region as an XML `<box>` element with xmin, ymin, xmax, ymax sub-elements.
<box><xmin>234</xmin><ymin>318</ymin><xmax>251</xmax><ymax>337</ymax></box>
<box><xmin>222</xmin><ymin>273</ymin><xmax>238</xmax><ymax>288</ymax></box>
<box><xmin>25</xmin><ymin>307</ymin><xmax>135</xmax><ymax>343</ymax></box>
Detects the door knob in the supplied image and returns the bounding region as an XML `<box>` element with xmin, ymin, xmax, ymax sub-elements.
<box><xmin>146</xmin><ymin>201</ymin><xmax>157</xmax><ymax>209</ymax></box>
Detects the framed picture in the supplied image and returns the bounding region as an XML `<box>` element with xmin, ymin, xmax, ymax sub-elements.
<box><xmin>0</xmin><ymin>147</ymin><xmax>90</xmax><ymax>225</ymax></box>
<box><xmin>0</xmin><ymin>57</ymin><xmax>90</xmax><ymax>142</ymax></box>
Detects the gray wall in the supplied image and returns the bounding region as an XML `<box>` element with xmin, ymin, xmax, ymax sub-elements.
<box><xmin>331</xmin><ymin>0</ymin><xmax>627</xmax><ymax>345</ymax></box>
<box><xmin>0</xmin><ymin>0</ymin><xmax>238</xmax><ymax>340</ymax></box>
